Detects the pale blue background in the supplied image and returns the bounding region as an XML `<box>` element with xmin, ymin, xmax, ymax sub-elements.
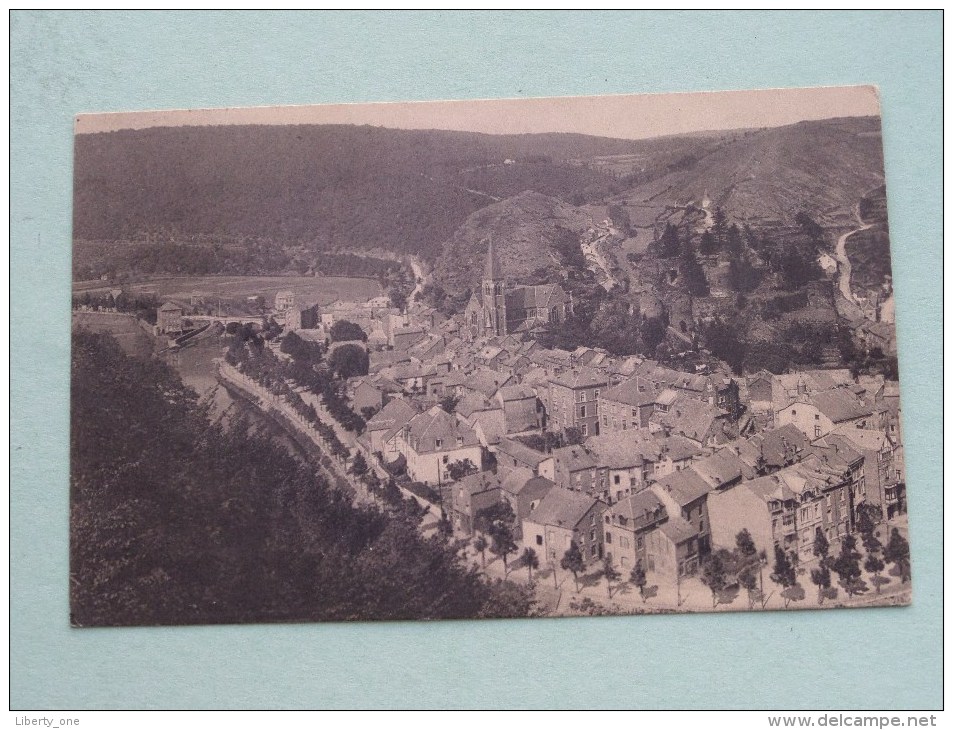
<box><xmin>11</xmin><ymin>10</ymin><xmax>942</xmax><ymax>709</ymax></box>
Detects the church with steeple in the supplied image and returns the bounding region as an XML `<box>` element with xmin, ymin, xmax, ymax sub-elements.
<box><xmin>463</xmin><ymin>237</ymin><xmax>572</xmax><ymax>341</ymax></box>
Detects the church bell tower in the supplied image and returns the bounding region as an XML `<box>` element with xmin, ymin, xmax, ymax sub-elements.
<box><xmin>482</xmin><ymin>237</ymin><xmax>507</xmax><ymax>336</ymax></box>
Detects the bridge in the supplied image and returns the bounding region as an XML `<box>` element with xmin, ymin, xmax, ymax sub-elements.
<box><xmin>190</xmin><ymin>314</ymin><xmax>264</xmax><ymax>326</ymax></box>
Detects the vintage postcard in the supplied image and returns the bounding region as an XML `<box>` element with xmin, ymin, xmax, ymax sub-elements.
<box><xmin>70</xmin><ymin>86</ymin><xmax>910</xmax><ymax>626</ymax></box>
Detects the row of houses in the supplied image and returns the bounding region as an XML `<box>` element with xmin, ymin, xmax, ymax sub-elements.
<box><xmin>310</xmin><ymin>258</ymin><xmax>907</xmax><ymax>591</ymax></box>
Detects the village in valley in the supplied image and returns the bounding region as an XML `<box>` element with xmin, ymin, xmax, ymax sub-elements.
<box><xmin>70</xmin><ymin>98</ymin><xmax>911</xmax><ymax>624</ymax></box>
<box><xmin>77</xmin><ymin>230</ymin><xmax>907</xmax><ymax>617</ymax></box>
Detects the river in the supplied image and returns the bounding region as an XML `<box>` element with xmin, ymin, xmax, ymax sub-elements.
<box><xmin>171</xmin><ymin>335</ymin><xmax>306</xmax><ymax>461</ymax></box>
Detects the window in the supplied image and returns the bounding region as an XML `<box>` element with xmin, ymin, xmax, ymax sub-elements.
<box><xmin>603</xmin><ymin>416</ymin><xmax>608</xmax><ymax>427</ymax></box>
<box><xmin>590</xmin><ymin>545</ymin><xmax>597</xmax><ymax>557</ymax></box>
<box><xmin>791</xmin><ymin>410</ymin><xmax>797</xmax><ymax>416</ymax></box>
<box><xmin>814</xmin><ymin>414</ymin><xmax>820</xmax><ymax>420</ymax></box>
<box><xmin>605</xmin><ymin>532</ymin><xmax>612</xmax><ymax>544</ymax></box>
<box><xmin>580</xmin><ymin>405</ymin><xmax>587</xmax><ymax>418</ymax></box>
<box><xmin>637</xmin><ymin>536</ymin><xmax>643</xmax><ymax>549</ymax></box>
<box><xmin>581</xmin><ymin>424</ymin><xmax>588</xmax><ymax>436</ymax></box>
<box><xmin>590</xmin><ymin>530</ymin><xmax>595</xmax><ymax>541</ymax></box>
<box><xmin>535</xmin><ymin>535</ymin><xmax>543</xmax><ymax>546</ymax></box>
<box><xmin>605</xmin><ymin>514</ymin><xmax>610</xmax><ymax>524</ymax></box>
<box><xmin>595</xmin><ymin>390</ymin><xmax>600</xmax><ymax>399</ymax></box>
<box><xmin>814</xmin><ymin>426</ymin><xmax>821</xmax><ymax>438</ymax></box>
<box><xmin>435</xmin><ymin>438</ymin><xmax>442</xmax><ymax>449</ymax></box>
<box><xmin>578</xmin><ymin>391</ymin><xmax>587</xmax><ymax>403</ymax></box>
<box><xmin>614</xmin><ymin>474</ymin><xmax>621</xmax><ymax>485</ymax></box>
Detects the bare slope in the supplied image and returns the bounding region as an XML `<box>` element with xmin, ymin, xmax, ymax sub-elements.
<box><xmin>433</xmin><ymin>191</ymin><xmax>591</xmax><ymax>292</ymax></box>
<box><xmin>619</xmin><ymin>117</ymin><xmax>885</xmax><ymax>223</ymax></box>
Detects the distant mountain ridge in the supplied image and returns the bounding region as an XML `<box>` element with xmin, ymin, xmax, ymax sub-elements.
<box><xmin>73</xmin><ymin>116</ymin><xmax>886</xmax><ymax>274</ymax></box>
<box><xmin>73</xmin><ymin>124</ymin><xmax>666</xmax><ymax>255</ymax></box>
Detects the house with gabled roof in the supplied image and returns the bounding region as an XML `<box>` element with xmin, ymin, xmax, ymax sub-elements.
<box><xmin>647</xmin><ymin>514</ymin><xmax>702</xmax><ymax>581</ymax></box>
<box><xmin>498</xmin><ymin>467</ymin><xmax>554</xmax><ymax>538</ymax></box>
<box><xmin>691</xmin><ymin>448</ymin><xmax>746</xmax><ymax>491</ymax></box>
<box><xmin>583</xmin><ymin>431</ymin><xmax>702</xmax><ymax>503</ymax></box>
<box><xmin>597</xmin><ymin>376</ymin><xmax>660</xmax><ymax>433</ymax></box>
<box><xmin>547</xmin><ymin>367</ymin><xmax>609</xmax><ymax>438</ymax></box>
<box><xmin>156</xmin><ymin>301</ymin><xmax>183</xmax><ymax>334</ymax></box>
<box><xmin>522</xmin><ymin>487</ymin><xmax>606</xmax><ymax>565</ymax></box>
<box><xmin>551</xmin><ymin>444</ymin><xmax>608</xmax><ymax>499</ymax></box>
<box><xmin>826</xmin><ymin>427</ymin><xmax>904</xmax><ymax>519</ymax></box>
<box><xmin>495</xmin><ymin>383</ymin><xmax>543</xmax><ymax>434</ymax></box>
<box><xmin>649</xmin><ymin>396</ymin><xmax>732</xmax><ymax>447</ymax></box>
<box><xmin>708</xmin><ymin>444</ymin><xmax>861</xmax><ymax>562</ymax></box>
<box><xmin>602</xmin><ymin>490</ymin><xmax>668</xmax><ymax>572</ymax></box>
<box><xmin>727</xmin><ymin>423</ymin><xmax>811</xmax><ymax>477</ymax></box>
<box><xmin>494</xmin><ymin>437</ymin><xmax>555</xmax><ymax>481</ymax></box>
<box><xmin>651</xmin><ymin>469</ymin><xmax>715</xmax><ymax>554</ymax></box>
<box><xmin>770</xmin><ymin>369</ymin><xmax>854</xmax><ymax>417</ymax></box>
<box><xmin>446</xmin><ymin>470</ymin><xmax>504</xmax><ymax>536</ymax></box>
<box><xmin>458</xmin><ymin>367</ymin><xmax>513</xmax><ymax>400</ymax></box>
<box><xmin>776</xmin><ymin>388</ymin><xmax>873</xmax><ymax>440</ymax></box>
<box><xmin>394</xmin><ymin>406</ymin><xmax>483</xmax><ymax>485</ymax></box>
<box><xmin>365</xmin><ymin>397</ymin><xmax>418</xmax><ymax>454</ymax></box>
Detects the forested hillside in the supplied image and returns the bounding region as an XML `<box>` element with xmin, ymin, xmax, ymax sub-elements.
<box><xmin>73</xmin><ymin>117</ymin><xmax>887</xmax><ymax>280</ymax></box>
<box><xmin>73</xmin><ymin>124</ymin><xmax>664</xmax><ymax>259</ymax></box>
<box><xmin>70</xmin><ymin>330</ymin><xmax>534</xmax><ymax>626</ymax></box>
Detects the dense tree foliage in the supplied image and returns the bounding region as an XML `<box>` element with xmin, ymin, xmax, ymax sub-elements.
<box><xmin>659</xmin><ymin>223</ymin><xmax>681</xmax><ymax>259</ymax></box>
<box><xmin>329</xmin><ymin>320</ymin><xmax>367</xmax><ymax>343</ymax></box>
<box><xmin>884</xmin><ymin>528</ymin><xmax>911</xmax><ymax>584</ymax></box>
<box><xmin>831</xmin><ymin>535</ymin><xmax>865</xmax><ymax>597</ymax></box>
<box><xmin>280</xmin><ymin>331</ymin><xmax>324</xmax><ymax>365</ymax></box>
<box><xmin>72</xmin><ymin>291</ymin><xmax>160</xmax><ymax>324</ymax></box>
<box><xmin>328</xmin><ymin>344</ymin><xmax>370</xmax><ymax>379</ymax></box>
<box><xmin>73</xmin><ymin>125</ymin><xmax>665</xmax><ymax>263</ymax></box>
<box><xmin>561</xmin><ymin>542</ymin><xmax>585</xmax><ymax>592</ymax></box>
<box><xmin>70</xmin><ymin>330</ymin><xmax>534</xmax><ymax>626</ymax></box>
<box><xmin>679</xmin><ymin>238</ymin><xmax>710</xmax><ymax>297</ymax></box>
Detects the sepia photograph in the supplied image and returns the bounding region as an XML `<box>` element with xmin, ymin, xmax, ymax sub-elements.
<box><xmin>70</xmin><ymin>86</ymin><xmax>911</xmax><ymax>627</ymax></box>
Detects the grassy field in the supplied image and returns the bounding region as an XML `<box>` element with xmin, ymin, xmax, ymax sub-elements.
<box><xmin>72</xmin><ymin>312</ymin><xmax>156</xmax><ymax>359</ymax></box>
<box><xmin>73</xmin><ymin>275</ymin><xmax>381</xmax><ymax>307</ymax></box>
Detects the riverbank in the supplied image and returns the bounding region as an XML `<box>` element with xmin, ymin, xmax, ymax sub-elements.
<box><xmin>217</xmin><ymin>360</ymin><xmax>380</xmax><ymax>507</ymax></box>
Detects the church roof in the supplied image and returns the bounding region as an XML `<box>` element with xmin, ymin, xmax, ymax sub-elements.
<box><xmin>506</xmin><ymin>284</ymin><xmax>568</xmax><ymax>310</ymax></box>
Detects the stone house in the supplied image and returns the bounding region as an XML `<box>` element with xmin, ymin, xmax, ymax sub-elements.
<box><xmin>522</xmin><ymin>487</ymin><xmax>607</xmax><ymax>566</ymax></box>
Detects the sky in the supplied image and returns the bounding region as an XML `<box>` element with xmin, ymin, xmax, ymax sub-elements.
<box><xmin>75</xmin><ymin>85</ymin><xmax>881</xmax><ymax>140</ymax></box>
